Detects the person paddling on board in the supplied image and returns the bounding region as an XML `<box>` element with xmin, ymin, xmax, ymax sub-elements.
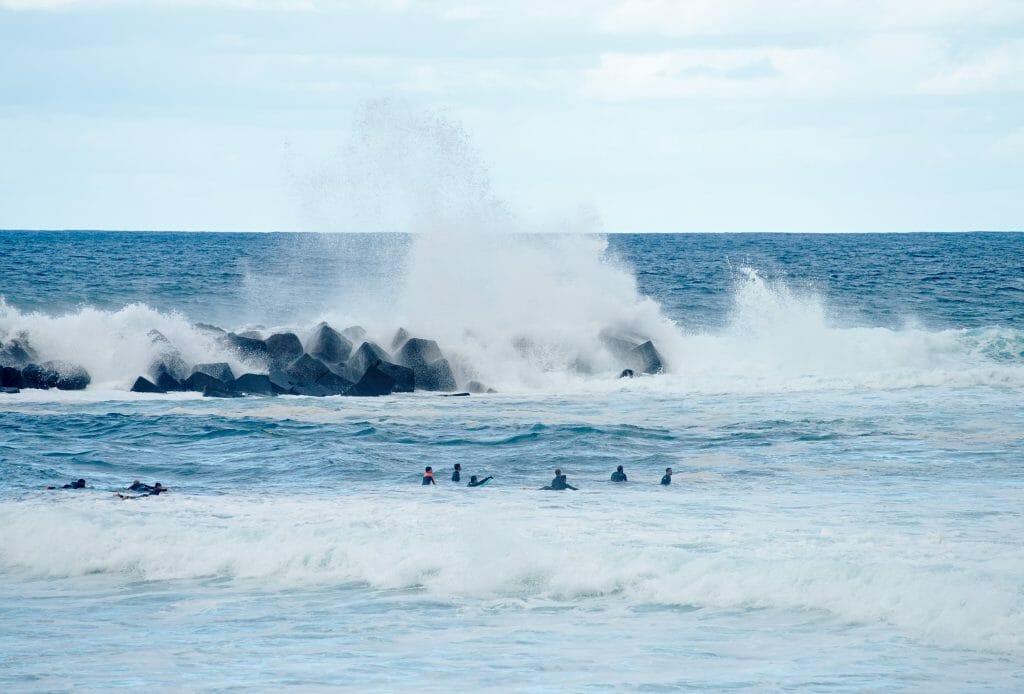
<box><xmin>610</xmin><ymin>465</ymin><xmax>627</xmax><ymax>482</ymax></box>
<box><xmin>451</xmin><ymin>463</ymin><xmax>461</xmax><ymax>482</ymax></box>
<box><xmin>422</xmin><ymin>466</ymin><xmax>436</xmax><ymax>485</ymax></box>
<box><xmin>467</xmin><ymin>475</ymin><xmax>493</xmax><ymax>487</ymax></box>
<box><xmin>660</xmin><ymin>468</ymin><xmax>672</xmax><ymax>485</ymax></box>
<box><xmin>116</xmin><ymin>482</ymin><xmax>169</xmax><ymax>499</ymax></box>
<box><xmin>45</xmin><ymin>478</ymin><xmax>87</xmax><ymax>490</ymax></box>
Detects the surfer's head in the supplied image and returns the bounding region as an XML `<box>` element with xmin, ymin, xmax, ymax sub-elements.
<box><xmin>470</xmin><ymin>475</ymin><xmax>478</xmax><ymax>483</ymax></box>
<box><xmin>554</xmin><ymin>468</ymin><xmax>562</xmax><ymax>476</ymax></box>
<box><xmin>454</xmin><ymin>463</ymin><xmax>461</xmax><ymax>471</ymax></box>
<box><xmin>616</xmin><ymin>465</ymin><xmax>623</xmax><ymax>473</ymax></box>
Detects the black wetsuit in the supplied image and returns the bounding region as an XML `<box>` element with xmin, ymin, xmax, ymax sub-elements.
<box><xmin>467</xmin><ymin>476</ymin><xmax>493</xmax><ymax>487</ymax></box>
<box><xmin>422</xmin><ymin>475</ymin><xmax>435</xmax><ymax>485</ymax></box>
<box><xmin>660</xmin><ymin>475</ymin><xmax>671</xmax><ymax>485</ymax></box>
<box><xmin>451</xmin><ymin>469</ymin><xmax>461</xmax><ymax>482</ymax></box>
<box><xmin>129</xmin><ymin>482</ymin><xmax>155</xmax><ymax>492</ymax></box>
<box><xmin>548</xmin><ymin>476</ymin><xmax>566</xmax><ymax>490</ymax></box>
<box><xmin>610</xmin><ymin>471</ymin><xmax>627</xmax><ymax>482</ymax></box>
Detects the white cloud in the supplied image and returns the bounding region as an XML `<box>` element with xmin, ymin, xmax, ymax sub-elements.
<box><xmin>599</xmin><ymin>0</ymin><xmax>1024</xmax><ymax>36</ymax></box>
<box><xmin>582</xmin><ymin>33</ymin><xmax>1024</xmax><ymax>100</ymax></box>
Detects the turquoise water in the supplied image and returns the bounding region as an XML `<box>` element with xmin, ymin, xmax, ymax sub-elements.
<box><xmin>1</xmin><ymin>231</ymin><xmax>1022</xmax><ymax>690</ymax></box>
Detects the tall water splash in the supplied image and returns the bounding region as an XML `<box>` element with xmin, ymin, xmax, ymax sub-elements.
<box><xmin>315</xmin><ymin>99</ymin><xmax>685</xmax><ymax>389</ymax></box>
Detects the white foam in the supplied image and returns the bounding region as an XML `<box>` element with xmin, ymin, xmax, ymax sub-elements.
<box><xmin>1</xmin><ymin>493</ymin><xmax>1020</xmax><ymax>656</ymax></box>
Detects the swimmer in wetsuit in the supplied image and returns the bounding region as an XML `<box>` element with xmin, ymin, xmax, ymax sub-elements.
<box><xmin>451</xmin><ymin>463</ymin><xmax>461</xmax><ymax>482</ymax></box>
<box><xmin>467</xmin><ymin>475</ymin><xmax>493</xmax><ymax>487</ymax></box>
<box><xmin>422</xmin><ymin>466</ymin><xmax>436</xmax><ymax>485</ymax></box>
<box><xmin>542</xmin><ymin>471</ymin><xmax>577</xmax><ymax>491</ymax></box>
<box><xmin>660</xmin><ymin>467</ymin><xmax>672</xmax><ymax>485</ymax></box>
<box><xmin>610</xmin><ymin>465</ymin><xmax>627</xmax><ymax>482</ymax></box>
<box><xmin>45</xmin><ymin>478</ymin><xmax>87</xmax><ymax>490</ymax></box>
<box><xmin>116</xmin><ymin>482</ymin><xmax>169</xmax><ymax>499</ymax></box>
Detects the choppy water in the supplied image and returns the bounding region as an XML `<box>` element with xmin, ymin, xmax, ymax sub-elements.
<box><xmin>1</xmin><ymin>231</ymin><xmax>1022</xmax><ymax>691</ymax></box>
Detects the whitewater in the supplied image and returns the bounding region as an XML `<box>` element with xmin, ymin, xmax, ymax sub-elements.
<box><xmin>1</xmin><ymin>227</ymin><xmax>1022</xmax><ymax>690</ymax></box>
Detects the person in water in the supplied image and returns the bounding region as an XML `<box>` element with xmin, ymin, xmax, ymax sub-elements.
<box><xmin>542</xmin><ymin>471</ymin><xmax>577</xmax><ymax>491</ymax></box>
<box><xmin>116</xmin><ymin>482</ymin><xmax>168</xmax><ymax>499</ymax></box>
<box><xmin>610</xmin><ymin>465</ymin><xmax>627</xmax><ymax>482</ymax></box>
<box><xmin>422</xmin><ymin>466</ymin><xmax>436</xmax><ymax>485</ymax></box>
<box><xmin>467</xmin><ymin>475</ymin><xmax>493</xmax><ymax>487</ymax></box>
<box><xmin>46</xmin><ymin>478</ymin><xmax>87</xmax><ymax>490</ymax></box>
<box><xmin>451</xmin><ymin>463</ymin><xmax>461</xmax><ymax>482</ymax></box>
<box><xmin>661</xmin><ymin>468</ymin><xmax>672</xmax><ymax>485</ymax></box>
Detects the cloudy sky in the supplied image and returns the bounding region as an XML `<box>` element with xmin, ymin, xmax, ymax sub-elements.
<box><xmin>1</xmin><ymin>0</ymin><xmax>1022</xmax><ymax>232</ymax></box>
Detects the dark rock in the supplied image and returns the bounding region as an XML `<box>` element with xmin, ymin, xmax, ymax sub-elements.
<box><xmin>0</xmin><ymin>386</ymin><xmax>19</xmax><ymax>394</ymax></box>
<box><xmin>304</xmin><ymin>323</ymin><xmax>353</xmax><ymax>365</ymax></box>
<box><xmin>191</xmin><ymin>362</ymin><xmax>235</xmax><ymax>383</ymax></box>
<box><xmin>270</xmin><ymin>355</ymin><xmax>352</xmax><ymax>396</ymax></box>
<box><xmin>238</xmin><ymin>330</ymin><xmax>264</xmax><ymax>340</ymax></box>
<box><xmin>0</xmin><ymin>335</ymin><xmax>38</xmax><ymax>368</ymax></box>
<box><xmin>155</xmin><ymin>367</ymin><xmax>185</xmax><ymax>392</ymax></box>
<box><xmin>627</xmin><ymin>341</ymin><xmax>664</xmax><ymax>374</ymax></box>
<box><xmin>183</xmin><ymin>371</ymin><xmax>228</xmax><ymax>394</ymax></box>
<box><xmin>600</xmin><ymin>330</ymin><xmax>664</xmax><ymax>375</ymax></box>
<box><xmin>223</xmin><ymin>333</ymin><xmax>269</xmax><ymax>365</ymax></box>
<box><xmin>346</xmin><ymin>361</ymin><xmax>396</xmax><ymax>397</ymax></box>
<box><xmin>341</xmin><ymin>341</ymin><xmax>390</xmax><ymax>381</ymax></box>
<box><xmin>376</xmin><ymin>361</ymin><xmax>414</xmax><ymax>393</ymax></box>
<box><xmin>1</xmin><ymin>366</ymin><xmax>25</xmax><ymax>389</ymax></box>
<box><xmin>395</xmin><ymin>338</ymin><xmax>456</xmax><ymax>391</ymax></box>
<box><xmin>396</xmin><ymin>338</ymin><xmax>444</xmax><ymax>368</ymax></box>
<box><xmin>415</xmin><ymin>358</ymin><xmax>457</xmax><ymax>392</ymax></box>
<box><xmin>147</xmin><ymin>330</ymin><xmax>190</xmax><ymax>383</ymax></box>
<box><xmin>391</xmin><ymin>327</ymin><xmax>410</xmax><ymax>351</ymax></box>
<box><xmin>22</xmin><ymin>361</ymin><xmax>91</xmax><ymax>390</ymax></box>
<box><xmin>340</xmin><ymin>325</ymin><xmax>367</xmax><ymax>343</ymax></box>
<box><xmin>265</xmin><ymin>332</ymin><xmax>304</xmax><ymax>369</ymax></box>
<box><xmin>233</xmin><ymin>373</ymin><xmax>281</xmax><ymax>396</ymax></box>
<box><xmin>619</xmin><ymin>369</ymin><xmax>636</xmax><ymax>379</ymax></box>
<box><xmin>131</xmin><ymin>376</ymin><xmax>165</xmax><ymax>393</ymax></box>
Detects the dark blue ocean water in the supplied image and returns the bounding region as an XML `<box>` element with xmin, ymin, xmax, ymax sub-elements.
<box><xmin>1</xmin><ymin>231</ymin><xmax>1022</xmax><ymax>691</ymax></box>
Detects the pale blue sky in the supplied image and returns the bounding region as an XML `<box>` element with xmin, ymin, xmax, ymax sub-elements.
<box><xmin>1</xmin><ymin>0</ymin><xmax>1022</xmax><ymax>232</ymax></box>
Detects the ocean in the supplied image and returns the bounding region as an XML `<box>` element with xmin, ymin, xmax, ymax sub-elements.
<box><xmin>0</xmin><ymin>230</ymin><xmax>1022</xmax><ymax>691</ymax></box>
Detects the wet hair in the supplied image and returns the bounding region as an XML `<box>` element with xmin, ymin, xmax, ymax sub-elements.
<box><xmin>75</xmin><ymin>479</ymin><xmax>86</xmax><ymax>488</ymax></box>
<box><xmin>554</xmin><ymin>469</ymin><xmax>562</xmax><ymax>476</ymax></box>
<box><xmin>616</xmin><ymin>465</ymin><xmax>623</xmax><ymax>472</ymax></box>
<box><xmin>470</xmin><ymin>475</ymin><xmax>478</xmax><ymax>483</ymax></box>
<box><xmin>154</xmin><ymin>482</ymin><xmax>164</xmax><ymax>489</ymax></box>
<box><xmin>454</xmin><ymin>463</ymin><xmax>461</xmax><ymax>470</ymax></box>
<box><xmin>425</xmin><ymin>466</ymin><xmax>432</xmax><ymax>473</ymax></box>
<box><xmin>665</xmin><ymin>468</ymin><xmax>672</xmax><ymax>474</ymax></box>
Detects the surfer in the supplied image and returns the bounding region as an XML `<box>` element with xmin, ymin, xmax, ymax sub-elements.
<box><xmin>116</xmin><ymin>482</ymin><xmax>168</xmax><ymax>499</ymax></box>
<box><xmin>542</xmin><ymin>468</ymin><xmax>563</xmax><ymax>490</ymax></box>
<box><xmin>467</xmin><ymin>475</ymin><xmax>493</xmax><ymax>487</ymax></box>
<box><xmin>660</xmin><ymin>468</ymin><xmax>672</xmax><ymax>485</ymax></box>
<box><xmin>542</xmin><ymin>471</ymin><xmax>577</xmax><ymax>491</ymax></box>
<box><xmin>422</xmin><ymin>466</ymin><xmax>436</xmax><ymax>485</ymax></box>
<box><xmin>610</xmin><ymin>465</ymin><xmax>627</xmax><ymax>482</ymax></box>
<box><xmin>45</xmin><ymin>478</ymin><xmax>87</xmax><ymax>490</ymax></box>
<box><xmin>451</xmin><ymin>463</ymin><xmax>461</xmax><ymax>482</ymax></box>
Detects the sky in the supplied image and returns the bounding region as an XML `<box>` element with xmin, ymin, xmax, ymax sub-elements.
<box><xmin>0</xmin><ymin>0</ymin><xmax>1022</xmax><ymax>232</ymax></box>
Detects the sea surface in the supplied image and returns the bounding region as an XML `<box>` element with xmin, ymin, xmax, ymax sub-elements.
<box><xmin>1</xmin><ymin>230</ymin><xmax>1022</xmax><ymax>691</ymax></box>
